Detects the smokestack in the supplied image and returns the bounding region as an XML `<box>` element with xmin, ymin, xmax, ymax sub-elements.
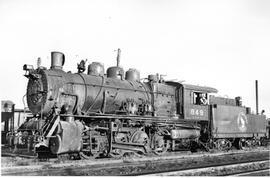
<box><xmin>51</xmin><ymin>51</ymin><xmax>65</xmax><ymax>70</ymax></box>
<box><xmin>255</xmin><ymin>80</ymin><xmax>259</xmax><ymax>115</ymax></box>
<box><xmin>116</xmin><ymin>48</ymin><xmax>121</xmax><ymax>67</ymax></box>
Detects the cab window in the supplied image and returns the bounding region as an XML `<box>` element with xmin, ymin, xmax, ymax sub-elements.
<box><xmin>193</xmin><ymin>92</ymin><xmax>208</xmax><ymax>105</ymax></box>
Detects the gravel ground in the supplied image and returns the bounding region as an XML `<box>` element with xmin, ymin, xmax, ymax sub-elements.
<box><xmin>1</xmin><ymin>147</ymin><xmax>269</xmax><ymax>176</ymax></box>
<box><xmin>147</xmin><ymin>160</ymin><xmax>270</xmax><ymax>176</ymax></box>
<box><xmin>2</xmin><ymin>146</ymin><xmax>269</xmax><ymax>167</ymax></box>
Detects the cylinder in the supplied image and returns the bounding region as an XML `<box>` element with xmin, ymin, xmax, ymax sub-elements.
<box><xmin>51</xmin><ymin>51</ymin><xmax>65</xmax><ymax>70</ymax></box>
<box><xmin>49</xmin><ymin>121</ymin><xmax>83</xmax><ymax>154</ymax></box>
<box><xmin>87</xmin><ymin>62</ymin><xmax>105</xmax><ymax>76</ymax></box>
<box><xmin>125</xmin><ymin>68</ymin><xmax>140</xmax><ymax>82</ymax></box>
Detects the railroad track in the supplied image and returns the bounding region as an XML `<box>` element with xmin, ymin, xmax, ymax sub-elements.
<box><xmin>138</xmin><ymin>160</ymin><xmax>269</xmax><ymax>176</ymax></box>
<box><xmin>231</xmin><ymin>168</ymin><xmax>270</xmax><ymax>176</ymax></box>
<box><xmin>2</xmin><ymin>147</ymin><xmax>268</xmax><ymax>161</ymax></box>
<box><xmin>2</xmin><ymin>150</ymin><xmax>269</xmax><ymax>176</ymax></box>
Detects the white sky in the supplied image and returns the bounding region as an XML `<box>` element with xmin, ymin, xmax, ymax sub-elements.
<box><xmin>0</xmin><ymin>0</ymin><xmax>269</xmax><ymax>117</ymax></box>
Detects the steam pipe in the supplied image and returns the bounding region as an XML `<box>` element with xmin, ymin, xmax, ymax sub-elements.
<box><xmin>255</xmin><ymin>80</ymin><xmax>259</xmax><ymax>115</ymax></box>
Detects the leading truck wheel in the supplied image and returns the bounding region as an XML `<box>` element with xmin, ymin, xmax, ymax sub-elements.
<box><xmin>80</xmin><ymin>128</ymin><xmax>110</xmax><ymax>159</ymax></box>
<box><xmin>80</xmin><ymin>130</ymin><xmax>92</xmax><ymax>159</ymax></box>
<box><xmin>80</xmin><ymin>130</ymin><xmax>103</xmax><ymax>159</ymax></box>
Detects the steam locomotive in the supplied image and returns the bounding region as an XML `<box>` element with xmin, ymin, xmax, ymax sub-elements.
<box><xmin>15</xmin><ymin>50</ymin><xmax>267</xmax><ymax>158</ymax></box>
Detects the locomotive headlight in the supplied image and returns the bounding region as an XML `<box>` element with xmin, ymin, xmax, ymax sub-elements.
<box><xmin>23</xmin><ymin>64</ymin><xmax>34</xmax><ymax>78</ymax></box>
<box><xmin>23</xmin><ymin>64</ymin><xmax>34</xmax><ymax>71</ymax></box>
<box><xmin>23</xmin><ymin>64</ymin><xmax>40</xmax><ymax>80</ymax></box>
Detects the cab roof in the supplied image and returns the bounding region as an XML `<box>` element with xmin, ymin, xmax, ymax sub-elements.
<box><xmin>165</xmin><ymin>81</ymin><xmax>218</xmax><ymax>93</ymax></box>
<box><xmin>182</xmin><ymin>84</ymin><xmax>218</xmax><ymax>93</ymax></box>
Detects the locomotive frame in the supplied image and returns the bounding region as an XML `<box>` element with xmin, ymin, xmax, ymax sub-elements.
<box><xmin>6</xmin><ymin>50</ymin><xmax>268</xmax><ymax>159</ymax></box>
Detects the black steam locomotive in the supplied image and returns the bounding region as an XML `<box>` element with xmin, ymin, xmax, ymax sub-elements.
<box><xmin>15</xmin><ymin>50</ymin><xmax>268</xmax><ymax>158</ymax></box>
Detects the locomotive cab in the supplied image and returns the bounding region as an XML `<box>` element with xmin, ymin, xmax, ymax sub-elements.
<box><xmin>181</xmin><ymin>84</ymin><xmax>218</xmax><ymax>121</ymax></box>
<box><xmin>165</xmin><ymin>82</ymin><xmax>218</xmax><ymax>121</ymax></box>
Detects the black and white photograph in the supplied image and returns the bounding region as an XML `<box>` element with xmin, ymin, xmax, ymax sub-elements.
<box><xmin>1</xmin><ymin>0</ymin><xmax>270</xmax><ymax>176</ymax></box>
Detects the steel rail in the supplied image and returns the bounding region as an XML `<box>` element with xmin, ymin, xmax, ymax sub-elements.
<box><xmin>229</xmin><ymin>168</ymin><xmax>270</xmax><ymax>176</ymax></box>
<box><xmin>136</xmin><ymin>160</ymin><xmax>269</xmax><ymax>176</ymax></box>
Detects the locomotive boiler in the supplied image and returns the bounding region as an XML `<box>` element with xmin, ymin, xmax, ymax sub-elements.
<box><xmin>28</xmin><ymin>53</ymin><xmax>147</xmax><ymax>116</ymax></box>
<box><xmin>13</xmin><ymin>50</ymin><xmax>268</xmax><ymax>159</ymax></box>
